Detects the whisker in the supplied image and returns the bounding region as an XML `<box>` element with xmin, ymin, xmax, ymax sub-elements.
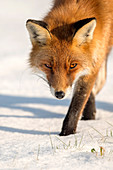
<box><xmin>34</xmin><ymin>73</ymin><xmax>49</xmax><ymax>85</ymax></box>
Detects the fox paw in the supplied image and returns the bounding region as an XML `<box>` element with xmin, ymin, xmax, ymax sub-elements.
<box><xmin>59</xmin><ymin>129</ymin><xmax>76</xmax><ymax>136</ymax></box>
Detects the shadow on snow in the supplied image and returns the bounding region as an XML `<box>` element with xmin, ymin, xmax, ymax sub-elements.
<box><xmin>96</xmin><ymin>101</ymin><xmax>113</xmax><ymax>113</ymax></box>
<box><xmin>0</xmin><ymin>94</ymin><xmax>70</xmax><ymax>119</ymax></box>
<box><xmin>0</xmin><ymin>126</ymin><xmax>58</xmax><ymax>135</ymax></box>
<box><xmin>0</xmin><ymin>94</ymin><xmax>113</xmax><ymax>115</ymax></box>
<box><xmin>0</xmin><ymin>94</ymin><xmax>113</xmax><ymax>135</ymax></box>
<box><xmin>0</xmin><ymin>94</ymin><xmax>68</xmax><ymax>135</ymax></box>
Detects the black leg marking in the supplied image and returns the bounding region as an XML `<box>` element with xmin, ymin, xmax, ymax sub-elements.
<box><xmin>81</xmin><ymin>92</ymin><xmax>96</xmax><ymax>120</ymax></box>
<box><xmin>59</xmin><ymin>77</ymin><xmax>90</xmax><ymax>136</ymax></box>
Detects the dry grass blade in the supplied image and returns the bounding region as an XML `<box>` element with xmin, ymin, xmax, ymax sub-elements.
<box><xmin>91</xmin><ymin>126</ymin><xmax>104</xmax><ymax>138</ymax></box>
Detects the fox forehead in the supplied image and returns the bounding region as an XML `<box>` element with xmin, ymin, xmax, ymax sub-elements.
<box><xmin>31</xmin><ymin>39</ymin><xmax>90</xmax><ymax>68</ymax></box>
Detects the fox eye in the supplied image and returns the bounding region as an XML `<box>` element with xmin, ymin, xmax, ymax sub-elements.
<box><xmin>45</xmin><ymin>64</ymin><xmax>52</xmax><ymax>69</ymax></box>
<box><xmin>70</xmin><ymin>63</ymin><xmax>77</xmax><ymax>69</ymax></box>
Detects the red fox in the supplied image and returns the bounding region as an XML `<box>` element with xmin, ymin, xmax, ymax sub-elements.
<box><xmin>26</xmin><ymin>0</ymin><xmax>113</xmax><ymax>136</ymax></box>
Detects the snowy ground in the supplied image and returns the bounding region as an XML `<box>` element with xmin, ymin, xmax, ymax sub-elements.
<box><xmin>0</xmin><ymin>0</ymin><xmax>113</xmax><ymax>169</ymax></box>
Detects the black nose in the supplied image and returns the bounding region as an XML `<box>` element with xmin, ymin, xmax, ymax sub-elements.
<box><xmin>55</xmin><ymin>91</ymin><xmax>65</xmax><ymax>99</ymax></box>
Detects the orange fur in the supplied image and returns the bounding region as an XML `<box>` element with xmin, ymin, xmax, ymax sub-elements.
<box><xmin>28</xmin><ymin>0</ymin><xmax>113</xmax><ymax>93</ymax></box>
<box><xmin>26</xmin><ymin>0</ymin><xmax>113</xmax><ymax>135</ymax></box>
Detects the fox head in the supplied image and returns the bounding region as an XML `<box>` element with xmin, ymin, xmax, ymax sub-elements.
<box><xmin>26</xmin><ymin>18</ymin><xmax>96</xmax><ymax>99</ymax></box>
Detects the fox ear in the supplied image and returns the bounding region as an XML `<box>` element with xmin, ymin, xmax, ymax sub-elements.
<box><xmin>26</xmin><ymin>19</ymin><xmax>51</xmax><ymax>46</ymax></box>
<box><xmin>73</xmin><ymin>18</ymin><xmax>96</xmax><ymax>46</ymax></box>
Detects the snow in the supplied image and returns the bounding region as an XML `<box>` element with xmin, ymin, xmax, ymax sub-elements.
<box><xmin>0</xmin><ymin>0</ymin><xmax>113</xmax><ymax>169</ymax></box>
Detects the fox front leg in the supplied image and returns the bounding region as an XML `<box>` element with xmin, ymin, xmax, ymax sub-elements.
<box><xmin>82</xmin><ymin>92</ymin><xmax>96</xmax><ymax>120</ymax></box>
<box><xmin>59</xmin><ymin>76</ymin><xmax>95</xmax><ymax>136</ymax></box>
